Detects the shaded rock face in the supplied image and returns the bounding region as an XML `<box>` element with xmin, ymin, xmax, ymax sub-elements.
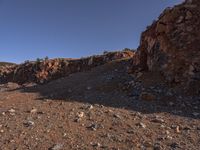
<box><xmin>135</xmin><ymin>0</ymin><xmax>200</xmax><ymax>93</ymax></box>
<box><xmin>0</xmin><ymin>51</ymin><xmax>135</xmax><ymax>84</ymax></box>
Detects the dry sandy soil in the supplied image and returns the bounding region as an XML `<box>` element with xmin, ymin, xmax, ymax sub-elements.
<box><xmin>0</xmin><ymin>59</ymin><xmax>200</xmax><ymax>150</ymax></box>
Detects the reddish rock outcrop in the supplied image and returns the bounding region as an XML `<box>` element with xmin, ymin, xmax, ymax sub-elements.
<box><xmin>0</xmin><ymin>50</ymin><xmax>135</xmax><ymax>84</ymax></box>
<box><xmin>135</xmin><ymin>0</ymin><xmax>200</xmax><ymax>94</ymax></box>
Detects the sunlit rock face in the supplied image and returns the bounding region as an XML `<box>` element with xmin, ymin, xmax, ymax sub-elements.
<box><xmin>0</xmin><ymin>50</ymin><xmax>135</xmax><ymax>84</ymax></box>
<box><xmin>135</xmin><ymin>0</ymin><xmax>200</xmax><ymax>93</ymax></box>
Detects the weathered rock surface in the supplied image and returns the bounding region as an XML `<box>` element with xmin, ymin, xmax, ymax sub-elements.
<box><xmin>0</xmin><ymin>50</ymin><xmax>134</xmax><ymax>84</ymax></box>
<box><xmin>134</xmin><ymin>0</ymin><xmax>200</xmax><ymax>94</ymax></box>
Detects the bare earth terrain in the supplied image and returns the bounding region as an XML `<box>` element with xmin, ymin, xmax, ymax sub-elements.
<box><xmin>1</xmin><ymin>1</ymin><xmax>200</xmax><ymax>149</ymax></box>
<box><xmin>0</xmin><ymin>59</ymin><xmax>199</xmax><ymax>150</ymax></box>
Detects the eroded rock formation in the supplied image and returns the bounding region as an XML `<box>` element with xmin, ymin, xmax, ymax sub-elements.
<box><xmin>0</xmin><ymin>50</ymin><xmax>134</xmax><ymax>84</ymax></box>
<box><xmin>134</xmin><ymin>0</ymin><xmax>200</xmax><ymax>94</ymax></box>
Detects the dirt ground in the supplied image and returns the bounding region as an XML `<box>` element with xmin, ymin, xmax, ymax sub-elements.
<box><xmin>0</xmin><ymin>59</ymin><xmax>200</xmax><ymax>150</ymax></box>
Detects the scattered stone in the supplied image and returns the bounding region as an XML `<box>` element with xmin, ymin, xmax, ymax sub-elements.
<box><xmin>136</xmin><ymin>122</ymin><xmax>146</xmax><ymax>128</ymax></box>
<box><xmin>176</xmin><ymin>126</ymin><xmax>181</xmax><ymax>133</ymax></box>
<box><xmin>30</xmin><ymin>108</ymin><xmax>37</xmax><ymax>113</ymax></box>
<box><xmin>76</xmin><ymin>112</ymin><xmax>85</xmax><ymax>118</ymax></box>
<box><xmin>87</xmin><ymin>123</ymin><xmax>98</xmax><ymax>131</ymax></box>
<box><xmin>192</xmin><ymin>112</ymin><xmax>199</xmax><ymax>117</ymax></box>
<box><xmin>166</xmin><ymin>130</ymin><xmax>170</xmax><ymax>135</ymax></box>
<box><xmin>113</xmin><ymin>114</ymin><xmax>121</xmax><ymax>119</ymax></box>
<box><xmin>49</xmin><ymin>144</ymin><xmax>63</xmax><ymax>150</ymax></box>
<box><xmin>169</xmin><ymin>102</ymin><xmax>174</xmax><ymax>106</ymax></box>
<box><xmin>86</xmin><ymin>86</ymin><xmax>92</xmax><ymax>90</ymax></box>
<box><xmin>143</xmin><ymin>141</ymin><xmax>153</xmax><ymax>147</ymax></box>
<box><xmin>170</xmin><ymin>142</ymin><xmax>180</xmax><ymax>149</ymax></box>
<box><xmin>140</xmin><ymin>92</ymin><xmax>156</xmax><ymax>101</ymax></box>
<box><xmin>0</xmin><ymin>129</ymin><xmax>4</xmax><ymax>133</ymax></box>
<box><xmin>151</xmin><ymin>117</ymin><xmax>165</xmax><ymax>124</ymax></box>
<box><xmin>23</xmin><ymin>121</ymin><xmax>35</xmax><ymax>127</ymax></box>
<box><xmin>8</xmin><ymin>109</ymin><xmax>15</xmax><ymax>113</ymax></box>
<box><xmin>90</xmin><ymin>142</ymin><xmax>101</xmax><ymax>147</ymax></box>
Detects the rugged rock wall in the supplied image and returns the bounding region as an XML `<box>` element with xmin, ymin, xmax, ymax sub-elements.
<box><xmin>0</xmin><ymin>51</ymin><xmax>134</xmax><ymax>84</ymax></box>
<box><xmin>135</xmin><ymin>0</ymin><xmax>200</xmax><ymax>93</ymax></box>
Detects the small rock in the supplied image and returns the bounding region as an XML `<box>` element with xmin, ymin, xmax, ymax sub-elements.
<box><xmin>143</xmin><ymin>141</ymin><xmax>153</xmax><ymax>147</ymax></box>
<box><xmin>137</xmin><ymin>122</ymin><xmax>146</xmax><ymax>128</ymax></box>
<box><xmin>87</xmin><ymin>105</ymin><xmax>94</xmax><ymax>110</ymax></box>
<box><xmin>87</xmin><ymin>123</ymin><xmax>98</xmax><ymax>131</ymax></box>
<box><xmin>86</xmin><ymin>86</ymin><xmax>92</xmax><ymax>90</ymax></box>
<box><xmin>67</xmin><ymin>89</ymin><xmax>72</xmax><ymax>93</ymax></box>
<box><xmin>49</xmin><ymin>144</ymin><xmax>63</xmax><ymax>150</ymax></box>
<box><xmin>166</xmin><ymin>135</ymin><xmax>173</xmax><ymax>140</ymax></box>
<box><xmin>192</xmin><ymin>112</ymin><xmax>199</xmax><ymax>117</ymax></box>
<box><xmin>113</xmin><ymin>114</ymin><xmax>121</xmax><ymax>119</ymax></box>
<box><xmin>30</xmin><ymin>108</ymin><xmax>37</xmax><ymax>113</ymax></box>
<box><xmin>76</xmin><ymin>112</ymin><xmax>85</xmax><ymax>118</ymax></box>
<box><xmin>140</xmin><ymin>92</ymin><xmax>156</xmax><ymax>101</ymax></box>
<box><xmin>91</xmin><ymin>142</ymin><xmax>101</xmax><ymax>147</ymax></box>
<box><xmin>170</xmin><ymin>143</ymin><xmax>180</xmax><ymax>149</ymax></box>
<box><xmin>185</xmin><ymin>11</ymin><xmax>193</xmax><ymax>20</ymax></box>
<box><xmin>151</xmin><ymin>117</ymin><xmax>165</xmax><ymax>124</ymax></box>
<box><xmin>176</xmin><ymin>126</ymin><xmax>181</xmax><ymax>133</ymax></box>
<box><xmin>24</xmin><ymin>121</ymin><xmax>35</xmax><ymax>127</ymax></box>
<box><xmin>176</xmin><ymin>16</ymin><xmax>184</xmax><ymax>23</ymax></box>
<box><xmin>166</xmin><ymin>130</ymin><xmax>170</xmax><ymax>135</ymax></box>
<box><xmin>136</xmin><ymin>72</ymin><xmax>143</xmax><ymax>78</ymax></box>
<box><xmin>8</xmin><ymin>109</ymin><xmax>15</xmax><ymax>113</ymax></box>
<box><xmin>169</xmin><ymin>102</ymin><xmax>174</xmax><ymax>106</ymax></box>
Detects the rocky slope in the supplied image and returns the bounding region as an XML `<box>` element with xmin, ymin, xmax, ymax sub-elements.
<box><xmin>0</xmin><ymin>50</ymin><xmax>134</xmax><ymax>84</ymax></box>
<box><xmin>0</xmin><ymin>0</ymin><xmax>200</xmax><ymax>149</ymax></box>
<box><xmin>133</xmin><ymin>0</ymin><xmax>200</xmax><ymax>94</ymax></box>
<box><xmin>0</xmin><ymin>62</ymin><xmax>15</xmax><ymax>67</ymax></box>
<box><xmin>0</xmin><ymin>59</ymin><xmax>199</xmax><ymax>150</ymax></box>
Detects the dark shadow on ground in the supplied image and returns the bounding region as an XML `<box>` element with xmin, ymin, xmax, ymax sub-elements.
<box><xmin>8</xmin><ymin>60</ymin><xmax>200</xmax><ymax>119</ymax></box>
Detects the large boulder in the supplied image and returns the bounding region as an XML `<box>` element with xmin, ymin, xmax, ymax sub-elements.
<box><xmin>135</xmin><ymin>0</ymin><xmax>200</xmax><ymax>94</ymax></box>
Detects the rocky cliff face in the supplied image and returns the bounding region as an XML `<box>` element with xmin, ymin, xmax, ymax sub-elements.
<box><xmin>135</xmin><ymin>0</ymin><xmax>200</xmax><ymax>94</ymax></box>
<box><xmin>0</xmin><ymin>51</ymin><xmax>134</xmax><ymax>84</ymax></box>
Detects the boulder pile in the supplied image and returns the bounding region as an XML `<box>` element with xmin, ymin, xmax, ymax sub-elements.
<box><xmin>133</xmin><ymin>0</ymin><xmax>200</xmax><ymax>94</ymax></box>
<box><xmin>0</xmin><ymin>50</ymin><xmax>134</xmax><ymax>84</ymax></box>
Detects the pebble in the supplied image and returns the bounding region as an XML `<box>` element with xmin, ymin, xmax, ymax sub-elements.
<box><xmin>176</xmin><ymin>126</ymin><xmax>181</xmax><ymax>133</ymax></box>
<box><xmin>91</xmin><ymin>142</ymin><xmax>101</xmax><ymax>147</ymax></box>
<box><xmin>76</xmin><ymin>112</ymin><xmax>85</xmax><ymax>118</ymax></box>
<box><xmin>166</xmin><ymin>130</ymin><xmax>170</xmax><ymax>135</ymax></box>
<box><xmin>140</xmin><ymin>92</ymin><xmax>156</xmax><ymax>101</ymax></box>
<box><xmin>113</xmin><ymin>114</ymin><xmax>121</xmax><ymax>119</ymax></box>
<box><xmin>86</xmin><ymin>86</ymin><xmax>92</xmax><ymax>90</ymax></box>
<box><xmin>30</xmin><ymin>108</ymin><xmax>37</xmax><ymax>113</ymax></box>
<box><xmin>49</xmin><ymin>144</ymin><xmax>63</xmax><ymax>150</ymax></box>
<box><xmin>87</xmin><ymin>123</ymin><xmax>98</xmax><ymax>131</ymax></box>
<box><xmin>8</xmin><ymin>109</ymin><xmax>15</xmax><ymax>113</ymax></box>
<box><xmin>192</xmin><ymin>112</ymin><xmax>199</xmax><ymax>117</ymax></box>
<box><xmin>151</xmin><ymin>118</ymin><xmax>165</xmax><ymax>124</ymax></box>
<box><xmin>24</xmin><ymin>121</ymin><xmax>35</xmax><ymax>127</ymax></box>
<box><xmin>143</xmin><ymin>141</ymin><xmax>153</xmax><ymax>147</ymax></box>
<box><xmin>137</xmin><ymin>122</ymin><xmax>146</xmax><ymax>128</ymax></box>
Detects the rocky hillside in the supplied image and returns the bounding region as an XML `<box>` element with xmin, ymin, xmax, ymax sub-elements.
<box><xmin>0</xmin><ymin>50</ymin><xmax>135</xmax><ymax>84</ymax></box>
<box><xmin>133</xmin><ymin>0</ymin><xmax>200</xmax><ymax>94</ymax></box>
<box><xmin>0</xmin><ymin>62</ymin><xmax>15</xmax><ymax>67</ymax></box>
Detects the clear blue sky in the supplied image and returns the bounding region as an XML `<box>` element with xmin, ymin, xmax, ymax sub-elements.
<box><xmin>0</xmin><ymin>0</ymin><xmax>183</xmax><ymax>63</ymax></box>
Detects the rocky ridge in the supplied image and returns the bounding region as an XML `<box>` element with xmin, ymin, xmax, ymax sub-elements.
<box><xmin>133</xmin><ymin>0</ymin><xmax>200</xmax><ymax>94</ymax></box>
<box><xmin>0</xmin><ymin>50</ymin><xmax>134</xmax><ymax>84</ymax></box>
